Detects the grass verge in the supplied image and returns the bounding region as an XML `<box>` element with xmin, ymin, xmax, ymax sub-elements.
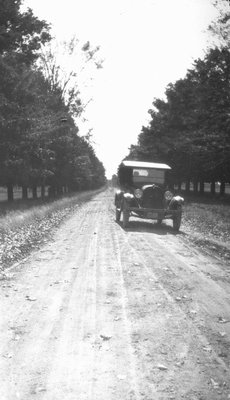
<box><xmin>0</xmin><ymin>188</ymin><xmax>105</xmax><ymax>271</ymax></box>
<box><xmin>181</xmin><ymin>193</ymin><xmax>230</xmax><ymax>262</ymax></box>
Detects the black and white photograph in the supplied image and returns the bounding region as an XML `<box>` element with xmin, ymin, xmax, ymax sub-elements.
<box><xmin>0</xmin><ymin>0</ymin><xmax>230</xmax><ymax>399</ymax></box>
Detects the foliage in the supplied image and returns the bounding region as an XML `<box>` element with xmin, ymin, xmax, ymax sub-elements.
<box><xmin>0</xmin><ymin>2</ymin><xmax>106</xmax><ymax>199</ymax></box>
<box><xmin>39</xmin><ymin>37</ymin><xmax>103</xmax><ymax>118</ymax></box>
<box><xmin>127</xmin><ymin>47</ymin><xmax>230</xmax><ymax>187</ymax></box>
<box><xmin>0</xmin><ymin>0</ymin><xmax>51</xmax><ymax>63</ymax></box>
<box><xmin>209</xmin><ymin>0</ymin><xmax>230</xmax><ymax>48</ymax></box>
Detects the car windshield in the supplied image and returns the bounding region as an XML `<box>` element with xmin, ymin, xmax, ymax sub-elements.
<box><xmin>132</xmin><ymin>168</ymin><xmax>165</xmax><ymax>184</ymax></box>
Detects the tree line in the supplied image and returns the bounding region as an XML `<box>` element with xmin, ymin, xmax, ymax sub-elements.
<box><xmin>126</xmin><ymin>1</ymin><xmax>230</xmax><ymax>195</ymax></box>
<box><xmin>0</xmin><ymin>0</ymin><xmax>106</xmax><ymax>201</ymax></box>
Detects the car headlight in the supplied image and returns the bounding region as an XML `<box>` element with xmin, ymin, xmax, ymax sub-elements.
<box><xmin>134</xmin><ymin>188</ymin><xmax>143</xmax><ymax>199</ymax></box>
<box><xmin>164</xmin><ymin>190</ymin><xmax>173</xmax><ymax>201</ymax></box>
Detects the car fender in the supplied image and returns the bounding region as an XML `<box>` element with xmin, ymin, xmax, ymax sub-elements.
<box><xmin>169</xmin><ymin>195</ymin><xmax>184</xmax><ymax>210</ymax></box>
<box><xmin>122</xmin><ymin>193</ymin><xmax>135</xmax><ymax>210</ymax></box>
<box><xmin>114</xmin><ymin>190</ymin><xmax>123</xmax><ymax>207</ymax></box>
<box><xmin>123</xmin><ymin>193</ymin><xmax>134</xmax><ymax>201</ymax></box>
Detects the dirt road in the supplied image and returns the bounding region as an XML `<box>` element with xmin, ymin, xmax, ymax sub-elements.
<box><xmin>1</xmin><ymin>188</ymin><xmax>230</xmax><ymax>400</ymax></box>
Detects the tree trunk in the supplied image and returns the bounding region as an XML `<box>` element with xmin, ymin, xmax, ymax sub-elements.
<box><xmin>220</xmin><ymin>181</ymin><xmax>225</xmax><ymax>196</ymax></box>
<box><xmin>57</xmin><ymin>186</ymin><xmax>63</xmax><ymax>195</ymax></box>
<box><xmin>185</xmin><ymin>180</ymin><xmax>190</xmax><ymax>193</ymax></box>
<box><xmin>32</xmin><ymin>186</ymin><xmax>37</xmax><ymax>199</ymax></box>
<box><xmin>41</xmin><ymin>185</ymin><xmax>45</xmax><ymax>199</ymax></box>
<box><xmin>7</xmin><ymin>184</ymin><xmax>14</xmax><ymax>201</ymax></box>
<box><xmin>22</xmin><ymin>185</ymin><xmax>28</xmax><ymax>200</ymax></box>
<box><xmin>193</xmin><ymin>181</ymin><xmax>198</xmax><ymax>194</ymax></box>
<box><xmin>199</xmin><ymin>181</ymin><xmax>204</xmax><ymax>195</ymax></box>
<box><xmin>48</xmin><ymin>186</ymin><xmax>55</xmax><ymax>198</ymax></box>
<box><xmin>211</xmin><ymin>181</ymin><xmax>216</xmax><ymax>195</ymax></box>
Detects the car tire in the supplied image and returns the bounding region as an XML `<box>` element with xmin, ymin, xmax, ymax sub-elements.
<box><xmin>173</xmin><ymin>208</ymin><xmax>182</xmax><ymax>231</ymax></box>
<box><xmin>123</xmin><ymin>209</ymin><xmax>130</xmax><ymax>228</ymax></box>
<box><xmin>116</xmin><ymin>208</ymin><xmax>121</xmax><ymax>221</ymax></box>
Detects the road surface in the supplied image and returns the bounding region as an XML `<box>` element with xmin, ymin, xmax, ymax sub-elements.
<box><xmin>1</xmin><ymin>188</ymin><xmax>230</xmax><ymax>400</ymax></box>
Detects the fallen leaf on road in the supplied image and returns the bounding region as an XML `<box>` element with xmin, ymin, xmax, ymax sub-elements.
<box><xmin>35</xmin><ymin>387</ymin><xmax>47</xmax><ymax>393</ymax></box>
<box><xmin>156</xmin><ymin>364</ymin><xmax>168</xmax><ymax>370</ymax></box>
<box><xmin>25</xmin><ymin>296</ymin><xmax>37</xmax><ymax>301</ymax></box>
<box><xmin>175</xmin><ymin>361</ymin><xmax>185</xmax><ymax>367</ymax></box>
<box><xmin>100</xmin><ymin>334</ymin><xmax>112</xmax><ymax>341</ymax></box>
<box><xmin>218</xmin><ymin>352</ymin><xmax>227</xmax><ymax>358</ymax></box>
<box><xmin>3</xmin><ymin>353</ymin><xmax>13</xmax><ymax>359</ymax></box>
<box><xmin>202</xmin><ymin>345</ymin><xmax>212</xmax><ymax>352</ymax></box>
<box><xmin>210</xmin><ymin>378</ymin><xmax>219</xmax><ymax>389</ymax></box>
<box><xmin>0</xmin><ymin>272</ymin><xmax>8</xmax><ymax>280</ymax></box>
<box><xmin>117</xmin><ymin>374</ymin><xmax>126</xmax><ymax>380</ymax></box>
<box><xmin>218</xmin><ymin>317</ymin><xmax>229</xmax><ymax>324</ymax></box>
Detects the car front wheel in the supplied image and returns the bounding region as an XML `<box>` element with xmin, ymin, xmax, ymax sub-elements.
<box><xmin>123</xmin><ymin>209</ymin><xmax>130</xmax><ymax>228</ymax></box>
<box><xmin>173</xmin><ymin>208</ymin><xmax>182</xmax><ymax>231</ymax></box>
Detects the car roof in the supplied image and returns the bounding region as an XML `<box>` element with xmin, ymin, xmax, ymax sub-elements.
<box><xmin>120</xmin><ymin>160</ymin><xmax>171</xmax><ymax>170</ymax></box>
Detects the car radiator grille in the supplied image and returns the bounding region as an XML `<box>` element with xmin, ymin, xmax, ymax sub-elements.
<box><xmin>142</xmin><ymin>186</ymin><xmax>164</xmax><ymax>208</ymax></box>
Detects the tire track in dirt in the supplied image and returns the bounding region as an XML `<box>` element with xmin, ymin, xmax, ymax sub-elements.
<box><xmin>87</xmin><ymin>197</ymin><xmax>142</xmax><ymax>400</ymax></box>
<box><xmin>108</xmin><ymin>196</ymin><xmax>230</xmax><ymax>399</ymax></box>
<box><xmin>43</xmin><ymin>216</ymin><xmax>99</xmax><ymax>400</ymax></box>
<box><xmin>137</xmin><ymin>233</ymin><xmax>230</xmax><ymax>371</ymax></box>
<box><xmin>113</xmin><ymin>230</ymin><xmax>142</xmax><ymax>400</ymax></box>
<box><xmin>0</xmin><ymin>202</ymin><xmax>100</xmax><ymax>400</ymax></box>
<box><xmin>1</xmin><ymin>189</ymin><xmax>230</xmax><ymax>400</ymax></box>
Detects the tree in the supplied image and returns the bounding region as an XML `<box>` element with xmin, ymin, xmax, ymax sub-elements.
<box><xmin>209</xmin><ymin>1</ymin><xmax>230</xmax><ymax>48</ymax></box>
<box><xmin>126</xmin><ymin>47</ymin><xmax>230</xmax><ymax>193</ymax></box>
<box><xmin>0</xmin><ymin>2</ymin><xmax>106</xmax><ymax>200</ymax></box>
<box><xmin>0</xmin><ymin>0</ymin><xmax>51</xmax><ymax>199</ymax></box>
<box><xmin>39</xmin><ymin>37</ymin><xmax>103</xmax><ymax>118</ymax></box>
<box><xmin>0</xmin><ymin>0</ymin><xmax>51</xmax><ymax>63</ymax></box>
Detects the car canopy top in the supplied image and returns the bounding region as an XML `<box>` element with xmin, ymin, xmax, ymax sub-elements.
<box><xmin>119</xmin><ymin>160</ymin><xmax>171</xmax><ymax>170</ymax></box>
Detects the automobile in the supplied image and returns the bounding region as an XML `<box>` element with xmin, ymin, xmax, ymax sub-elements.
<box><xmin>114</xmin><ymin>160</ymin><xmax>184</xmax><ymax>231</ymax></box>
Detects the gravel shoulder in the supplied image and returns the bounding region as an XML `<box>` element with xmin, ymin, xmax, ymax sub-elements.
<box><xmin>0</xmin><ymin>188</ymin><xmax>230</xmax><ymax>400</ymax></box>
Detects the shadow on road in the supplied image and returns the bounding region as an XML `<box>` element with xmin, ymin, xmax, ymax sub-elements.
<box><xmin>116</xmin><ymin>219</ymin><xmax>184</xmax><ymax>236</ymax></box>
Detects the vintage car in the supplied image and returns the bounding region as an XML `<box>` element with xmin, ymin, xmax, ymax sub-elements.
<box><xmin>115</xmin><ymin>160</ymin><xmax>184</xmax><ymax>231</ymax></box>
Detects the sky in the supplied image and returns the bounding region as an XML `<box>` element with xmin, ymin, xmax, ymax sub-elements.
<box><xmin>23</xmin><ymin>0</ymin><xmax>218</xmax><ymax>178</ymax></box>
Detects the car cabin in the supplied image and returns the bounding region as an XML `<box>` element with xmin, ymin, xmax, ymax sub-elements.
<box><xmin>118</xmin><ymin>160</ymin><xmax>171</xmax><ymax>187</ymax></box>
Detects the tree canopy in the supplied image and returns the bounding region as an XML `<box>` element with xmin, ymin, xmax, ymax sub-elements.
<box><xmin>0</xmin><ymin>1</ymin><xmax>106</xmax><ymax>200</ymax></box>
<box><xmin>0</xmin><ymin>0</ymin><xmax>51</xmax><ymax>63</ymax></box>
<box><xmin>126</xmin><ymin>4</ymin><xmax>230</xmax><ymax>194</ymax></box>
